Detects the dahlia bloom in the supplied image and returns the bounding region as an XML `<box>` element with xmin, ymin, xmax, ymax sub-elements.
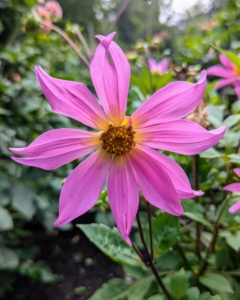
<box><xmin>10</xmin><ymin>33</ymin><xmax>226</xmax><ymax>245</ymax></box>
<box><xmin>148</xmin><ymin>58</ymin><xmax>168</xmax><ymax>75</ymax></box>
<box><xmin>224</xmin><ymin>168</ymin><xmax>240</xmax><ymax>213</ymax></box>
<box><xmin>45</xmin><ymin>0</ymin><xmax>63</xmax><ymax>20</ymax></box>
<box><xmin>207</xmin><ymin>54</ymin><xmax>240</xmax><ymax>99</ymax></box>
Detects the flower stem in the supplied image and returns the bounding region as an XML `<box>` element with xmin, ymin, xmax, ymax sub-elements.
<box><xmin>147</xmin><ymin>202</ymin><xmax>154</xmax><ymax>261</ymax></box>
<box><xmin>198</xmin><ymin>196</ymin><xmax>231</xmax><ymax>277</ymax></box>
<box><xmin>38</xmin><ymin>21</ymin><xmax>90</xmax><ymax>67</ymax></box>
<box><xmin>192</xmin><ymin>154</ymin><xmax>201</xmax><ymax>258</ymax></box>
<box><xmin>135</xmin><ymin>211</ymin><xmax>173</xmax><ymax>300</ymax></box>
<box><xmin>74</xmin><ymin>26</ymin><xmax>92</xmax><ymax>60</ymax></box>
<box><xmin>110</xmin><ymin>0</ymin><xmax>132</xmax><ymax>31</ymax></box>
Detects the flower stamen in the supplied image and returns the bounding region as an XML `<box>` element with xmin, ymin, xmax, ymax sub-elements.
<box><xmin>100</xmin><ymin>124</ymin><xmax>136</xmax><ymax>156</ymax></box>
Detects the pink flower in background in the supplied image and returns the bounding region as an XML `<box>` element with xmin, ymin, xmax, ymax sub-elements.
<box><xmin>207</xmin><ymin>54</ymin><xmax>240</xmax><ymax>99</ymax></box>
<box><xmin>36</xmin><ymin>6</ymin><xmax>52</xmax><ymax>32</ymax></box>
<box><xmin>10</xmin><ymin>33</ymin><xmax>226</xmax><ymax>245</ymax></box>
<box><xmin>45</xmin><ymin>0</ymin><xmax>63</xmax><ymax>20</ymax></box>
<box><xmin>224</xmin><ymin>168</ymin><xmax>240</xmax><ymax>213</ymax></box>
<box><xmin>148</xmin><ymin>58</ymin><xmax>168</xmax><ymax>75</ymax></box>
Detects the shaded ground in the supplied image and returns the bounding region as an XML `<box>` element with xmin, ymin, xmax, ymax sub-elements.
<box><xmin>3</xmin><ymin>216</ymin><xmax>123</xmax><ymax>300</ymax></box>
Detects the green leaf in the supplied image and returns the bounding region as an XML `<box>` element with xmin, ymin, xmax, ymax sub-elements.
<box><xmin>168</xmin><ymin>268</ymin><xmax>189</xmax><ymax>299</ymax></box>
<box><xmin>127</xmin><ymin>276</ymin><xmax>153</xmax><ymax>300</ymax></box>
<box><xmin>223</xmin><ymin>114</ymin><xmax>240</xmax><ymax>128</ymax></box>
<box><xmin>183</xmin><ymin>212</ymin><xmax>213</xmax><ymax>229</ymax></box>
<box><xmin>185</xmin><ymin>287</ymin><xmax>200</xmax><ymax>300</ymax></box>
<box><xmin>200</xmin><ymin>148</ymin><xmax>223</xmax><ymax>159</ymax></box>
<box><xmin>0</xmin><ymin>247</ymin><xmax>19</xmax><ymax>270</ymax></box>
<box><xmin>147</xmin><ymin>295</ymin><xmax>165</xmax><ymax>300</ymax></box>
<box><xmin>11</xmin><ymin>183</ymin><xmax>36</xmax><ymax>219</ymax></box>
<box><xmin>221</xmin><ymin>231</ymin><xmax>240</xmax><ymax>252</ymax></box>
<box><xmin>89</xmin><ymin>277</ymin><xmax>153</xmax><ymax>300</ymax></box>
<box><xmin>199</xmin><ymin>273</ymin><xmax>233</xmax><ymax>293</ymax></box>
<box><xmin>145</xmin><ymin>212</ymin><xmax>179</xmax><ymax>257</ymax></box>
<box><xmin>77</xmin><ymin>224</ymin><xmax>141</xmax><ymax>266</ymax></box>
<box><xmin>207</xmin><ymin>105</ymin><xmax>223</xmax><ymax>128</ymax></box>
<box><xmin>228</xmin><ymin>153</ymin><xmax>240</xmax><ymax>164</ymax></box>
<box><xmin>0</xmin><ymin>206</ymin><xmax>13</xmax><ymax>231</ymax></box>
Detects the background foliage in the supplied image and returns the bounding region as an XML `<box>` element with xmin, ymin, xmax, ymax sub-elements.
<box><xmin>1</xmin><ymin>0</ymin><xmax>240</xmax><ymax>299</ymax></box>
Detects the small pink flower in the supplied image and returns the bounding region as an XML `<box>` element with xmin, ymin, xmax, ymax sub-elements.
<box><xmin>148</xmin><ymin>58</ymin><xmax>168</xmax><ymax>75</ymax></box>
<box><xmin>45</xmin><ymin>0</ymin><xmax>62</xmax><ymax>20</ymax></box>
<box><xmin>36</xmin><ymin>6</ymin><xmax>52</xmax><ymax>32</ymax></box>
<box><xmin>224</xmin><ymin>168</ymin><xmax>240</xmax><ymax>213</ymax></box>
<box><xmin>207</xmin><ymin>54</ymin><xmax>240</xmax><ymax>99</ymax></box>
<box><xmin>10</xmin><ymin>33</ymin><xmax>226</xmax><ymax>244</ymax></box>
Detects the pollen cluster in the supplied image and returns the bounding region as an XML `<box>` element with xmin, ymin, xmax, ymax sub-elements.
<box><xmin>100</xmin><ymin>124</ymin><xmax>136</xmax><ymax>156</ymax></box>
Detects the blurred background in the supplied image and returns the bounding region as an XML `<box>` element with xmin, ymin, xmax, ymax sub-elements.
<box><xmin>0</xmin><ymin>0</ymin><xmax>239</xmax><ymax>299</ymax></box>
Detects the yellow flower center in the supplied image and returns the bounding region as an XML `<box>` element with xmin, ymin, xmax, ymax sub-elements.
<box><xmin>100</xmin><ymin>123</ymin><xmax>136</xmax><ymax>156</ymax></box>
<box><xmin>233</xmin><ymin>66</ymin><xmax>240</xmax><ymax>77</ymax></box>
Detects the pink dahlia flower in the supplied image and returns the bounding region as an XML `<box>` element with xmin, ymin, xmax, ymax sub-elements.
<box><xmin>148</xmin><ymin>58</ymin><xmax>168</xmax><ymax>75</ymax></box>
<box><xmin>36</xmin><ymin>6</ymin><xmax>52</xmax><ymax>32</ymax></box>
<box><xmin>207</xmin><ymin>54</ymin><xmax>240</xmax><ymax>99</ymax></box>
<box><xmin>10</xmin><ymin>33</ymin><xmax>226</xmax><ymax>245</ymax></box>
<box><xmin>45</xmin><ymin>0</ymin><xmax>62</xmax><ymax>20</ymax></box>
<box><xmin>224</xmin><ymin>168</ymin><xmax>240</xmax><ymax>213</ymax></box>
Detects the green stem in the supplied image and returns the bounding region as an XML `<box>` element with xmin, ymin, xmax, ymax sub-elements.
<box><xmin>147</xmin><ymin>202</ymin><xmax>154</xmax><ymax>261</ymax></box>
<box><xmin>135</xmin><ymin>211</ymin><xmax>173</xmax><ymax>300</ymax></box>
<box><xmin>198</xmin><ymin>196</ymin><xmax>231</xmax><ymax>277</ymax></box>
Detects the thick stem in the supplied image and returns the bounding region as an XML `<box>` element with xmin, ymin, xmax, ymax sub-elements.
<box><xmin>192</xmin><ymin>155</ymin><xmax>201</xmax><ymax>258</ymax></box>
<box><xmin>150</xmin><ymin>263</ymin><xmax>173</xmax><ymax>300</ymax></box>
<box><xmin>198</xmin><ymin>196</ymin><xmax>231</xmax><ymax>277</ymax></box>
<box><xmin>38</xmin><ymin>21</ymin><xmax>90</xmax><ymax>67</ymax></box>
<box><xmin>136</xmin><ymin>212</ymin><xmax>151</xmax><ymax>263</ymax></box>
<box><xmin>135</xmin><ymin>211</ymin><xmax>173</xmax><ymax>300</ymax></box>
<box><xmin>110</xmin><ymin>0</ymin><xmax>131</xmax><ymax>31</ymax></box>
<box><xmin>147</xmin><ymin>202</ymin><xmax>154</xmax><ymax>261</ymax></box>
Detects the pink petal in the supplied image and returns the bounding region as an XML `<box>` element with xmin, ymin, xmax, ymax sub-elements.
<box><xmin>215</xmin><ymin>77</ymin><xmax>237</xmax><ymax>89</ymax></box>
<box><xmin>207</xmin><ymin>66</ymin><xmax>233</xmax><ymax>78</ymax></box>
<box><xmin>135</xmin><ymin>120</ymin><xmax>226</xmax><ymax>155</ymax></box>
<box><xmin>108</xmin><ymin>156</ymin><xmax>139</xmax><ymax>245</ymax></box>
<box><xmin>224</xmin><ymin>183</ymin><xmax>240</xmax><ymax>193</ymax></box>
<box><xmin>35</xmin><ymin>67</ymin><xmax>108</xmax><ymax>130</ymax></box>
<box><xmin>136</xmin><ymin>145</ymin><xmax>203</xmax><ymax>199</ymax></box>
<box><xmin>148</xmin><ymin>58</ymin><xmax>157</xmax><ymax>72</ymax></box>
<box><xmin>55</xmin><ymin>149</ymin><xmax>112</xmax><ymax>226</ymax></box>
<box><xmin>128</xmin><ymin>145</ymin><xmax>183</xmax><ymax>216</ymax></box>
<box><xmin>219</xmin><ymin>54</ymin><xmax>234</xmax><ymax>69</ymax></box>
<box><xmin>10</xmin><ymin>129</ymin><xmax>100</xmax><ymax>170</ymax></box>
<box><xmin>132</xmin><ymin>71</ymin><xmax>206</xmax><ymax>128</ymax></box>
<box><xmin>158</xmin><ymin>58</ymin><xmax>168</xmax><ymax>73</ymax></box>
<box><xmin>90</xmin><ymin>32</ymin><xmax>130</xmax><ymax>125</ymax></box>
<box><xmin>229</xmin><ymin>201</ymin><xmax>240</xmax><ymax>213</ymax></box>
<box><xmin>234</xmin><ymin>168</ymin><xmax>240</xmax><ymax>178</ymax></box>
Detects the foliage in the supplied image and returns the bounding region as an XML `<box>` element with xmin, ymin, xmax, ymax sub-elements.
<box><xmin>2</xmin><ymin>0</ymin><xmax>240</xmax><ymax>299</ymax></box>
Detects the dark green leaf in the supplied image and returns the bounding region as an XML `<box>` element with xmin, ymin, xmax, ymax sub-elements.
<box><xmin>168</xmin><ymin>268</ymin><xmax>189</xmax><ymax>299</ymax></box>
<box><xmin>77</xmin><ymin>224</ymin><xmax>141</xmax><ymax>266</ymax></box>
<box><xmin>0</xmin><ymin>206</ymin><xmax>13</xmax><ymax>231</ymax></box>
<box><xmin>199</xmin><ymin>273</ymin><xmax>233</xmax><ymax>293</ymax></box>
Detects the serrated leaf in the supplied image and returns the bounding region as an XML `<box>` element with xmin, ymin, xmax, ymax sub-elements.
<box><xmin>127</xmin><ymin>276</ymin><xmax>153</xmax><ymax>300</ymax></box>
<box><xmin>0</xmin><ymin>206</ymin><xmax>13</xmax><ymax>231</ymax></box>
<box><xmin>77</xmin><ymin>224</ymin><xmax>141</xmax><ymax>266</ymax></box>
<box><xmin>89</xmin><ymin>277</ymin><xmax>153</xmax><ymax>300</ymax></box>
<box><xmin>183</xmin><ymin>212</ymin><xmax>213</xmax><ymax>229</ymax></box>
<box><xmin>144</xmin><ymin>213</ymin><xmax>179</xmax><ymax>258</ymax></box>
<box><xmin>199</xmin><ymin>273</ymin><xmax>233</xmax><ymax>293</ymax></box>
<box><xmin>169</xmin><ymin>268</ymin><xmax>189</xmax><ymax>299</ymax></box>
